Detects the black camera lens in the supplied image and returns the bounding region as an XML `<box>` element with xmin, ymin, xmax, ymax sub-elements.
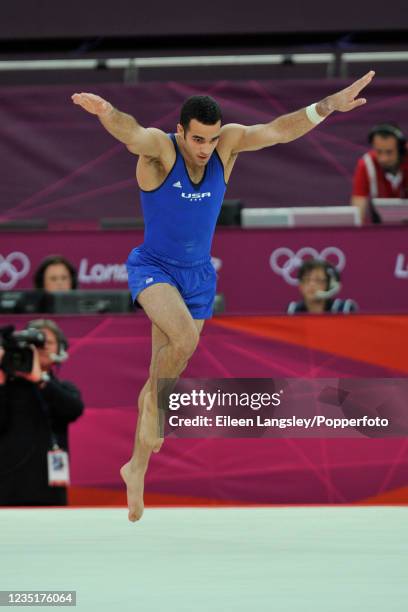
<box><xmin>14</xmin><ymin>329</ymin><xmax>46</xmax><ymax>348</ymax></box>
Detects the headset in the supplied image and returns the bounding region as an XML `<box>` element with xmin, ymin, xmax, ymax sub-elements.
<box><xmin>368</xmin><ymin>123</ymin><xmax>407</xmax><ymax>160</ymax></box>
<box><xmin>317</xmin><ymin>262</ymin><xmax>341</xmax><ymax>299</ymax></box>
<box><xmin>26</xmin><ymin>319</ymin><xmax>69</xmax><ymax>364</ymax></box>
<box><xmin>297</xmin><ymin>260</ymin><xmax>341</xmax><ymax>300</ymax></box>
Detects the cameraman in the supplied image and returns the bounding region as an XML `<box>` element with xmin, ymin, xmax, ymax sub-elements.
<box><xmin>0</xmin><ymin>319</ymin><xmax>84</xmax><ymax>506</ymax></box>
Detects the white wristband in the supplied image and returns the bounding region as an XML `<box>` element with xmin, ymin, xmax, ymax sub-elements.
<box><xmin>306</xmin><ymin>103</ymin><xmax>325</xmax><ymax>125</ymax></box>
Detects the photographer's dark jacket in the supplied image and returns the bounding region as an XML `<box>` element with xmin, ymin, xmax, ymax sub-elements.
<box><xmin>0</xmin><ymin>374</ymin><xmax>84</xmax><ymax>506</ymax></box>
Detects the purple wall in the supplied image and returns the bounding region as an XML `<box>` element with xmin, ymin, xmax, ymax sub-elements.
<box><xmin>0</xmin><ymin>79</ymin><xmax>407</xmax><ymax>220</ymax></box>
<box><xmin>2</xmin><ymin>1</ymin><xmax>407</xmax><ymax>40</ymax></box>
<box><xmin>1</xmin><ymin>226</ymin><xmax>407</xmax><ymax>313</ymax></box>
<box><xmin>1</xmin><ymin>313</ymin><xmax>407</xmax><ymax>504</ymax></box>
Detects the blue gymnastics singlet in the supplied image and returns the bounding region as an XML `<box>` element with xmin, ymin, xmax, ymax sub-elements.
<box><xmin>139</xmin><ymin>134</ymin><xmax>226</xmax><ymax>266</ymax></box>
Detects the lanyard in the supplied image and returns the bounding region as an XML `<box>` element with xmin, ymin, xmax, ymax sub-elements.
<box><xmin>33</xmin><ymin>384</ymin><xmax>60</xmax><ymax>450</ymax></box>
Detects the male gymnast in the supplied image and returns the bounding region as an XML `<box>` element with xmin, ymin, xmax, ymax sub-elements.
<box><xmin>72</xmin><ymin>70</ymin><xmax>375</xmax><ymax>521</ymax></box>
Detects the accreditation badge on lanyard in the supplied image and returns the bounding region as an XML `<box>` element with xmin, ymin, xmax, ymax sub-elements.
<box><xmin>47</xmin><ymin>447</ymin><xmax>70</xmax><ymax>487</ymax></box>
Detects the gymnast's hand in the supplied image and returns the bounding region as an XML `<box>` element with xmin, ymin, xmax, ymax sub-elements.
<box><xmin>71</xmin><ymin>92</ymin><xmax>114</xmax><ymax>116</ymax></box>
<box><xmin>324</xmin><ymin>70</ymin><xmax>375</xmax><ymax>113</ymax></box>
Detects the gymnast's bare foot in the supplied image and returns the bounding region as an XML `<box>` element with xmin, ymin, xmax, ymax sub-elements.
<box><xmin>120</xmin><ymin>462</ymin><xmax>144</xmax><ymax>522</ymax></box>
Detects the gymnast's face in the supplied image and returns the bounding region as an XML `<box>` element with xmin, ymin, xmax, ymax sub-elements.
<box><xmin>372</xmin><ymin>135</ymin><xmax>400</xmax><ymax>172</ymax></box>
<box><xmin>177</xmin><ymin>119</ymin><xmax>221</xmax><ymax>166</ymax></box>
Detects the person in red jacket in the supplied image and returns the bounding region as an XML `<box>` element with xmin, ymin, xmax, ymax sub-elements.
<box><xmin>351</xmin><ymin>123</ymin><xmax>408</xmax><ymax>223</ymax></box>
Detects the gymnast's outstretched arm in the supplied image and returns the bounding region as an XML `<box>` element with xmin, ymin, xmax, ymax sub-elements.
<box><xmin>219</xmin><ymin>70</ymin><xmax>375</xmax><ymax>153</ymax></box>
<box><xmin>71</xmin><ymin>92</ymin><xmax>169</xmax><ymax>157</ymax></box>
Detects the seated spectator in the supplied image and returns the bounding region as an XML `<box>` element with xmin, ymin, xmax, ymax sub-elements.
<box><xmin>34</xmin><ymin>255</ymin><xmax>78</xmax><ymax>292</ymax></box>
<box><xmin>351</xmin><ymin>123</ymin><xmax>408</xmax><ymax>222</ymax></box>
<box><xmin>0</xmin><ymin>319</ymin><xmax>84</xmax><ymax>506</ymax></box>
<box><xmin>287</xmin><ymin>259</ymin><xmax>358</xmax><ymax>315</ymax></box>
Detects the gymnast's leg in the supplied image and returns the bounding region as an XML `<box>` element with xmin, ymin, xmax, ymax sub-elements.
<box><xmin>120</xmin><ymin>283</ymin><xmax>204</xmax><ymax>522</ymax></box>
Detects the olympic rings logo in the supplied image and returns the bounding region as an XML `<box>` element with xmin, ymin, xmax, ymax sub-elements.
<box><xmin>0</xmin><ymin>252</ymin><xmax>31</xmax><ymax>290</ymax></box>
<box><xmin>270</xmin><ymin>246</ymin><xmax>346</xmax><ymax>286</ymax></box>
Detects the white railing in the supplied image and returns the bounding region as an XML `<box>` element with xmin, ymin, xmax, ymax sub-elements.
<box><xmin>0</xmin><ymin>51</ymin><xmax>405</xmax><ymax>77</ymax></box>
<box><xmin>0</xmin><ymin>53</ymin><xmax>334</xmax><ymax>71</ymax></box>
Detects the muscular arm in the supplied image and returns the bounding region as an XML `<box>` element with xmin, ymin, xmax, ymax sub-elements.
<box><xmin>98</xmin><ymin>107</ymin><xmax>163</xmax><ymax>156</ymax></box>
<box><xmin>72</xmin><ymin>92</ymin><xmax>165</xmax><ymax>157</ymax></box>
<box><xmin>222</xmin><ymin>71</ymin><xmax>375</xmax><ymax>154</ymax></box>
<box><xmin>221</xmin><ymin>104</ymin><xmax>329</xmax><ymax>153</ymax></box>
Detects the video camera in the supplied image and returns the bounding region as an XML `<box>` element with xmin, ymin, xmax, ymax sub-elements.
<box><xmin>0</xmin><ymin>325</ymin><xmax>46</xmax><ymax>376</ymax></box>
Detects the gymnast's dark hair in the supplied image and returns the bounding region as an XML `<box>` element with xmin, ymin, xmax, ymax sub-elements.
<box><xmin>180</xmin><ymin>96</ymin><xmax>222</xmax><ymax>132</ymax></box>
<box><xmin>33</xmin><ymin>255</ymin><xmax>78</xmax><ymax>290</ymax></box>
